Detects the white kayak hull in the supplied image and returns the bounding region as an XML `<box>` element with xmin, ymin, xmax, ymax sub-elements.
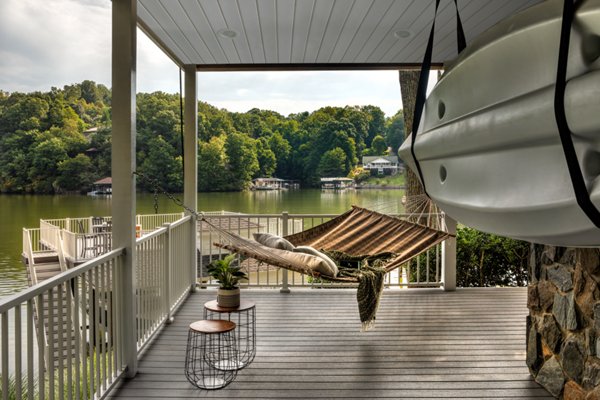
<box><xmin>399</xmin><ymin>0</ymin><xmax>600</xmax><ymax>246</ymax></box>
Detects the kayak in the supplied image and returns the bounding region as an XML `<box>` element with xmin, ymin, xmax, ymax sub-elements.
<box><xmin>399</xmin><ymin>0</ymin><xmax>600</xmax><ymax>246</ymax></box>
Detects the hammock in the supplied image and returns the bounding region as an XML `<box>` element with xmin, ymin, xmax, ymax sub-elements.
<box><xmin>208</xmin><ymin>207</ymin><xmax>452</xmax><ymax>330</ymax></box>
<box><xmin>212</xmin><ymin>206</ymin><xmax>451</xmax><ymax>281</ymax></box>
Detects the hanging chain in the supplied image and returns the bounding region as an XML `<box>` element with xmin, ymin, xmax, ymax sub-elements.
<box><xmin>133</xmin><ymin>171</ymin><xmax>201</xmax><ymax>218</ymax></box>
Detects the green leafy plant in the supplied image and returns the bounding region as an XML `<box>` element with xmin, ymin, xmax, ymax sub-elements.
<box><xmin>207</xmin><ymin>254</ymin><xmax>247</xmax><ymax>289</ymax></box>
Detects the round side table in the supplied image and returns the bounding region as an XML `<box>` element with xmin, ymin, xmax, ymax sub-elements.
<box><xmin>184</xmin><ymin>320</ymin><xmax>238</xmax><ymax>390</ymax></box>
<box><xmin>204</xmin><ymin>300</ymin><xmax>256</xmax><ymax>369</ymax></box>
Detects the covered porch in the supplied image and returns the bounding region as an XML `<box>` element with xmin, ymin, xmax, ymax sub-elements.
<box><xmin>108</xmin><ymin>288</ymin><xmax>549</xmax><ymax>399</ymax></box>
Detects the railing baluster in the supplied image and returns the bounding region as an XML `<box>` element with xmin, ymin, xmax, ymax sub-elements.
<box><xmin>48</xmin><ymin>289</ymin><xmax>55</xmax><ymax>400</ymax></box>
<box><xmin>57</xmin><ymin>284</ymin><xmax>64</xmax><ymax>400</ymax></box>
<box><xmin>100</xmin><ymin>263</ymin><xmax>107</xmax><ymax>391</ymax></box>
<box><xmin>107</xmin><ymin>261</ymin><xmax>113</xmax><ymax>381</ymax></box>
<box><xmin>15</xmin><ymin>304</ymin><xmax>22</xmax><ymax>400</ymax></box>
<box><xmin>81</xmin><ymin>273</ymin><xmax>88</xmax><ymax>400</ymax></box>
<box><xmin>87</xmin><ymin>270</ymin><xmax>94</xmax><ymax>398</ymax></box>
<box><xmin>73</xmin><ymin>276</ymin><xmax>81</xmax><ymax>400</ymax></box>
<box><xmin>2</xmin><ymin>311</ymin><xmax>8</xmax><ymax>400</ymax></box>
<box><xmin>436</xmin><ymin>244</ymin><xmax>440</xmax><ymax>283</ymax></box>
<box><xmin>26</xmin><ymin>300</ymin><xmax>34</xmax><ymax>400</ymax></box>
<box><xmin>37</xmin><ymin>293</ymin><xmax>45</xmax><ymax>400</ymax></box>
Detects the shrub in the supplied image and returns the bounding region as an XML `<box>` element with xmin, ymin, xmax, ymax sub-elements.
<box><xmin>456</xmin><ymin>227</ymin><xmax>529</xmax><ymax>287</ymax></box>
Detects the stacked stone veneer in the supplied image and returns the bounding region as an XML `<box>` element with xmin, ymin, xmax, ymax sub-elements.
<box><xmin>528</xmin><ymin>245</ymin><xmax>600</xmax><ymax>398</ymax></box>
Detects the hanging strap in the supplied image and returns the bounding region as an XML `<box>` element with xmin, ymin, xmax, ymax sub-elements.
<box><xmin>411</xmin><ymin>0</ymin><xmax>466</xmax><ymax>197</ymax></box>
<box><xmin>554</xmin><ymin>0</ymin><xmax>600</xmax><ymax>228</ymax></box>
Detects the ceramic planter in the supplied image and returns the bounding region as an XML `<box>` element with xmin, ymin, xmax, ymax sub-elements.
<box><xmin>217</xmin><ymin>287</ymin><xmax>240</xmax><ymax>308</ymax></box>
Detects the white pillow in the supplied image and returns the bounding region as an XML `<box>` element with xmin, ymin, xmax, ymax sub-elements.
<box><xmin>293</xmin><ymin>246</ymin><xmax>338</xmax><ymax>277</ymax></box>
<box><xmin>252</xmin><ymin>232</ymin><xmax>295</xmax><ymax>251</ymax></box>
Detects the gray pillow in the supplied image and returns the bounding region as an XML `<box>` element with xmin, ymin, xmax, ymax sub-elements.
<box><xmin>253</xmin><ymin>232</ymin><xmax>295</xmax><ymax>251</ymax></box>
<box><xmin>293</xmin><ymin>245</ymin><xmax>338</xmax><ymax>277</ymax></box>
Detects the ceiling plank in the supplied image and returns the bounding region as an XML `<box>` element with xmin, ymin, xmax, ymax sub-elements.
<box><xmin>277</xmin><ymin>0</ymin><xmax>295</xmax><ymax>63</ymax></box>
<box><xmin>237</xmin><ymin>0</ymin><xmax>267</xmax><ymax>63</ymax></box>
<box><xmin>328</xmin><ymin>0</ymin><xmax>375</xmax><ymax>62</ymax></box>
<box><xmin>178</xmin><ymin>0</ymin><xmax>229</xmax><ymax>64</ymax></box>
<box><xmin>340</xmin><ymin>0</ymin><xmax>395</xmax><ymax>63</ymax></box>
<box><xmin>304</xmin><ymin>0</ymin><xmax>335</xmax><ymax>63</ymax></box>
<box><xmin>257</xmin><ymin>0</ymin><xmax>278</xmax><ymax>62</ymax></box>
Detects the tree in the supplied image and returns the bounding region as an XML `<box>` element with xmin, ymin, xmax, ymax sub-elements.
<box><xmin>224</xmin><ymin>132</ymin><xmax>259</xmax><ymax>190</ymax></box>
<box><xmin>198</xmin><ymin>136</ymin><xmax>227</xmax><ymax>192</ymax></box>
<box><xmin>255</xmin><ymin>137</ymin><xmax>276</xmax><ymax>177</ymax></box>
<box><xmin>28</xmin><ymin>138</ymin><xmax>68</xmax><ymax>193</ymax></box>
<box><xmin>371</xmin><ymin>135</ymin><xmax>387</xmax><ymax>155</ymax></box>
<box><xmin>456</xmin><ymin>227</ymin><xmax>529</xmax><ymax>287</ymax></box>
<box><xmin>317</xmin><ymin>148</ymin><xmax>347</xmax><ymax>178</ymax></box>
<box><xmin>139</xmin><ymin>136</ymin><xmax>182</xmax><ymax>192</ymax></box>
<box><xmin>399</xmin><ymin>70</ymin><xmax>426</xmax><ymax>215</ymax></box>
<box><xmin>268</xmin><ymin>132</ymin><xmax>291</xmax><ymax>177</ymax></box>
<box><xmin>385</xmin><ymin>110</ymin><xmax>405</xmax><ymax>154</ymax></box>
<box><xmin>361</xmin><ymin>105</ymin><xmax>386</xmax><ymax>147</ymax></box>
<box><xmin>55</xmin><ymin>154</ymin><xmax>95</xmax><ymax>192</ymax></box>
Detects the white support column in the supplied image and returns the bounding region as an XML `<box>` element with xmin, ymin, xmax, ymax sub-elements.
<box><xmin>112</xmin><ymin>0</ymin><xmax>137</xmax><ymax>378</ymax></box>
<box><xmin>183</xmin><ymin>65</ymin><xmax>198</xmax><ymax>292</ymax></box>
<box><xmin>442</xmin><ymin>216</ymin><xmax>457</xmax><ymax>291</ymax></box>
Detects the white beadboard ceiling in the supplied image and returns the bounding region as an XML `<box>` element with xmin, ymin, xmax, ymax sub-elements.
<box><xmin>137</xmin><ymin>0</ymin><xmax>544</xmax><ymax>69</ymax></box>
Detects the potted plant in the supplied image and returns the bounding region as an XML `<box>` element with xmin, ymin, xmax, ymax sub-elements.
<box><xmin>207</xmin><ymin>254</ymin><xmax>247</xmax><ymax>308</ymax></box>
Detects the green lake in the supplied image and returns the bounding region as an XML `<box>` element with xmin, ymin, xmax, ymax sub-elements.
<box><xmin>0</xmin><ymin>189</ymin><xmax>404</xmax><ymax>298</ymax></box>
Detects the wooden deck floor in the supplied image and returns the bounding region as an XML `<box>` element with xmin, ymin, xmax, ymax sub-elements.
<box><xmin>109</xmin><ymin>288</ymin><xmax>552</xmax><ymax>399</ymax></box>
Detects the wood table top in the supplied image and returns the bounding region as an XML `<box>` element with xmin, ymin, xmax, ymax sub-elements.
<box><xmin>189</xmin><ymin>319</ymin><xmax>236</xmax><ymax>334</ymax></box>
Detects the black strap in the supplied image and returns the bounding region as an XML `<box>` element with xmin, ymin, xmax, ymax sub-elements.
<box><xmin>554</xmin><ymin>0</ymin><xmax>600</xmax><ymax>228</ymax></box>
<box><xmin>411</xmin><ymin>0</ymin><xmax>465</xmax><ymax>197</ymax></box>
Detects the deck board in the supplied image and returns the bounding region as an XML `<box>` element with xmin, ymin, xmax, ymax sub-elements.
<box><xmin>109</xmin><ymin>288</ymin><xmax>551</xmax><ymax>399</ymax></box>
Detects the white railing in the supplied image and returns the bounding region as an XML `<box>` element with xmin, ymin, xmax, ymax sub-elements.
<box><xmin>135</xmin><ymin>215</ymin><xmax>193</xmax><ymax>351</ymax></box>
<box><xmin>198</xmin><ymin>212</ymin><xmax>445</xmax><ymax>289</ymax></box>
<box><xmin>0</xmin><ymin>249</ymin><xmax>126</xmax><ymax>400</ymax></box>
<box><xmin>136</xmin><ymin>213</ymin><xmax>184</xmax><ymax>235</ymax></box>
<box><xmin>5</xmin><ymin>215</ymin><xmax>196</xmax><ymax>399</ymax></box>
<box><xmin>39</xmin><ymin>221</ymin><xmax>61</xmax><ymax>253</ymax></box>
<box><xmin>42</xmin><ymin>217</ymin><xmax>92</xmax><ymax>234</ymax></box>
<box><xmin>61</xmin><ymin>231</ymin><xmax>113</xmax><ymax>263</ymax></box>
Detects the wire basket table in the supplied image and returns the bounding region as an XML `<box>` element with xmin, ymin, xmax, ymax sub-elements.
<box><xmin>185</xmin><ymin>320</ymin><xmax>238</xmax><ymax>390</ymax></box>
<box><xmin>204</xmin><ymin>300</ymin><xmax>256</xmax><ymax>369</ymax></box>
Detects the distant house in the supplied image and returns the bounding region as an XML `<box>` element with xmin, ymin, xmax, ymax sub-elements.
<box><xmin>362</xmin><ymin>155</ymin><xmax>404</xmax><ymax>176</ymax></box>
<box><xmin>83</xmin><ymin>127</ymin><xmax>99</xmax><ymax>142</ymax></box>
<box><xmin>88</xmin><ymin>177</ymin><xmax>112</xmax><ymax>196</ymax></box>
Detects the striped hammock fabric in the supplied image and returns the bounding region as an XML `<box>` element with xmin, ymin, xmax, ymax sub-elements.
<box><xmin>211</xmin><ymin>206</ymin><xmax>452</xmax><ymax>282</ymax></box>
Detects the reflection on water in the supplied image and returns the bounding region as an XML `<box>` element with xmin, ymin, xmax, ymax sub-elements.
<box><xmin>0</xmin><ymin>189</ymin><xmax>404</xmax><ymax>298</ymax></box>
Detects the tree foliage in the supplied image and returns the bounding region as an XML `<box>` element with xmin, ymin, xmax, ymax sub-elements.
<box><xmin>456</xmin><ymin>227</ymin><xmax>529</xmax><ymax>287</ymax></box>
<box><xmin>0</xmin><ymin>81</ymin><xmax>406</xmax><ymax>193</ymax></box>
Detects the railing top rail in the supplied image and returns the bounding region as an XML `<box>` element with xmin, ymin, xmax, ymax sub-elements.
<box><xmin>136</xmin><ymin>226</ymin><xmax>168</xmax><ymax>243</ymax></box>
<box><xmin>168</xmin><ymin>215</ymin><xmax>192</xmax><ymax>229</ymax></box>
<box><xmin>0</xmin><ymin>247</ymin><xmax>125</xmax><ymax>313</ymax></box>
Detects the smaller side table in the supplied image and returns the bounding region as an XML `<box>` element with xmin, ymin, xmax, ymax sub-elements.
<box><xmin>185</xmin><ymin>320</ymin><xmax>238</xmax><ymax>390</ymax></box>
<box><xmin>204</xmin><ymin>300</ymin><xmax>256</xmax><ymax>369</ymax></box>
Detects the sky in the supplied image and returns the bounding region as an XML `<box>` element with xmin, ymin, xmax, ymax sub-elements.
<box><xmin>0</xmin><ymin>0</ymin><xmax>416</xmax><ymax>117</ymax></box>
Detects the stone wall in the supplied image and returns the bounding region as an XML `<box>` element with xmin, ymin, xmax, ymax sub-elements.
<box><xmin>527</xmin><ymin>245</ymin><xmax>600</xmax><ymax>399</ymax></box>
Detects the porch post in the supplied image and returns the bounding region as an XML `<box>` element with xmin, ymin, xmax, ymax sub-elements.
<box><xmin>183</xmin><ymin>65</ymin><xmax>198</xmax><ymax>292</ymax></box>
<box><xmin>442</xmin><ymin>216</ymin><xmax>457</xmax><ymax>291</ymax></box>
<box><xmin>112</xmin><ymin>0</ymin><xmax>138</xmax><ymax>377</ymax></box>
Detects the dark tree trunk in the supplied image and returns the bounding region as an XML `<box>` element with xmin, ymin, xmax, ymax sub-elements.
<box><xmin>399</xmin><ymin>69</ymin><xmax>434</xmax><ymax>223</ymax></box>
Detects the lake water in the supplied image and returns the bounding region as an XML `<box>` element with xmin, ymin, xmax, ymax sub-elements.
<box><xmin>0</xmin><ymin>189</ymin><xmax>404</xmax><ymax>298</ymax></box>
